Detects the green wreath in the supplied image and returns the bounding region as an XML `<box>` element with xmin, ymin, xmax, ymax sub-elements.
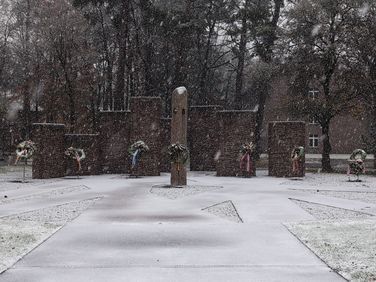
<box><xmin>15</xmin><ymin>140</ymin><xmax>36</xmax><ymax>164</ymax></box>
<box><xmin>168</xmin><ymin>143</ymin><xmax>189</xmax><ymax>164</ymax></box>
<box><xmin>240</xmin><ymin>142</ymin><xmax>255</xmax><ymax>155</ymax></box>
<box><xmin>291</xmin><ymin>146</ymin><xmax>305</xmax><ymax>161</ymax></box>
<box><xmin>128</xmin><ymin>141</ymin><xmax>149</xmax><ymax>169</ymax></box>
<box><xmin>65</xmin><ymin>147</ymin><xmax>86</xmax><ymax>161</ymax></box>
<box><xmin>349</xmin><ymin>149</ymin><xmax>367</xmax><ymax>161</ymax></box>
<box><xmin>128</xmin><ymin>141</ymin><xmax>150</xmax><ymax>156</ymax></box>
<box><xmin>65</xmin><ymin>147</ymin><xmax>86</xmax><ymax>171</ymax></box>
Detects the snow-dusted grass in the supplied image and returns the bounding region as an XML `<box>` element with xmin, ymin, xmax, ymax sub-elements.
<box><xmin>202</xmin><ymin>200</ymin><xmax>243</xmax><ymax>223</ymax></box>
<box><xmin>286</xmin><ymin>173</ymin><xmax>376</xmax><ymax>281</ymax></box>
<box><xmin>0</xmin><ymin>219</ymin><xmax>61</xmax><ymax>274</ymax></box>
<box><xmin>282</xmin><ymin>173</ymin><xmax>376</xmax><ymax>190</ymax></box>
<box><xmin>3</xmin><ymin>197</ymin><xmax>102</xmax><ymax>225</ymax></box>
<box><xmin>150</xmin><ymin>185</ymin><xmax>222</xmax><ymax>200</ymax></box>
<box><xmin>286</xmin><ymin>220</ymin><xmax>376</xmax><ymax>282</ymax></box>
<box><xmin>0</xmin><ymin>185</ymin><xmax>90</xmax><ymax>205</ymax></box>
<box><xmin>296</xmin><ymin>190</ymin><xmax>376</xmax><ymax>205</ymax></box>
<box><xmin>0</xmin><ymin>197</ymin><xmax>102</xmax><ymax>273</ymax></box>
<box><xmin>289</xmin><ymin>199</ymin><xmax>374</xmax><ymax>220</ymax></box>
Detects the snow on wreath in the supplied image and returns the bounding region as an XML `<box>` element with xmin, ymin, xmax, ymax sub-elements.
<box><xmin>128</xmin><ymin>141</ymin><xmax>149</xmax><ymax>169</ymax></box>
<box><xmin>65</xmin><ymin>147</ymin><xmax>86</xmax><ymax>171</ymax></box>
<box><xmin>15</xmin><ymin>140</ymin><xmax>36</xmax><ymax>164</ymax></box>
<box><xmin>168</xmin><ymin>143</ymin><xmax>189</xmax><ymax>164</ymax></box>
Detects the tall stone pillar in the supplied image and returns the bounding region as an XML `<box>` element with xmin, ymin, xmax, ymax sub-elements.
<box><xmin>171</xmin><ymin>87</ymin><xmax>188</xmax><ymax>186</ymax></box>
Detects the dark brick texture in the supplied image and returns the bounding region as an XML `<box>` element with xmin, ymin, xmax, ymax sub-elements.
<box><xmin>216</xmin><ymin>111</ymin><xmax>256</xmax><ymax>177</ymax></box>
<box><xmin>32</xmin><ymin>123</ymin><xmax>66</xmax><ymax>179</ymax></box>
<box><xmin>189</xmin><ymin>106</ymin><xmax>223</xmax><ymax>171</ymax></box>
<box><xmin>268</xmin><ymin>121</ymin><xmax>306</xmax><ymax>177</ymax></box>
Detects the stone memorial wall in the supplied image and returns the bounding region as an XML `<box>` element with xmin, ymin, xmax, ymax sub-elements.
<box><xmin>99</xmin><ymin>111</ymin><xmax>131</xmax><ymax>174</ymax></box>
<box><xmin>189</xmin><ymin>106</ymin><xmax>223</xmax><ymax>171</ymax></box>
<box><xmin>268</xmin><ymin>121</ymin><xmax>306</xmax><ymax>177</ymax></box>
<box><xmin>216</xmin><ymin>111</ymin><xmax>256</xmax><ymax>177</ymax></box>
<box><xmin>32</xmin><ymin>123</ymin><xmax>66</xmax><ymax>179</ymax></box>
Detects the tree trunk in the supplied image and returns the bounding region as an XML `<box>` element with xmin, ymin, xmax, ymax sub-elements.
<box><xmin>22</xmin><ymin>0</ymin><xmax>32</xmax><ymax>139</ymax></box>
<box><xmin>234</xmin><ymin>10</ymin><xmax>248</xmax><ymax>109</ymax></box>
<box><xmin>253</xmin><ymin>0</ymin><xmax>284</xmax><ymax>157</ymax></box>
<box><xmin>140</xmin><ymin>0</ymin><xmax>153</xmax><ymax>96</ymax></box>
<box><xmin>321</xmin><ymin>121</ymin><xmax>333</xmax><ymax>172</ymax></box>
<box><xmin>113</xmin><ymin>1</ymin><xmax>129</xmax><ymax>111</ymax></box>
<box><xmin>254</xmin><ymin>82</ymin><xmax>268</xmax><ymax>159</ymax></box>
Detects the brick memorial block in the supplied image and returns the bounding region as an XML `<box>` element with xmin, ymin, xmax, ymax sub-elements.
<box><xmin>268</xmin><ymin>121</ymin><xmax>306</xmax><ymax>177</ymax></box>
<box><xmin>65</xmin><ymin>134</ymin><xmax>101</xmax><ymax>176</ymax></box>
<box><xmin>32</xmin><ymin>123</ymin><xmax>66</xmax><ymax>179</ymax></box>
<box><xmin>130</xmin><ymin>97</ymin><xmax>162</xmax><ymax>176</ymax></box>
<box><xmin>216</xmin><ymin>111</ymin><xmax>256</xmax><ymax>177</ymax></box>
<box><xmin>189</xmin><ymin>105</ymin><xmax>223</xmax><ymax>171</ymax></box>
<box><xmin>99</xmin><ymin>111</ymin><xmax>131</xmax><ymax>174</ymax></box>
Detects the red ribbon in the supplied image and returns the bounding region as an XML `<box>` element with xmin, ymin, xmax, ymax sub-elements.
<box><xmin>240</xmin><ymin>153</ymin><xmax>253</xmax><ymax>174</ymax></box>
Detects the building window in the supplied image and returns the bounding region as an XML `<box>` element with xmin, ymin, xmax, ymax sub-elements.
<box><xmin>309</xmin><ymin>134</ymin><xmax>319</xmax><ymax>148</ymax></box>
<box><xmin>309</xmin><ymin>116</ymin><xmax>318</xmax><ymax>125</ymax></box>
<box><xmin>308</xmin><ymin>90</ymin><xmax>319</xmax><ymax>100</ymax></box>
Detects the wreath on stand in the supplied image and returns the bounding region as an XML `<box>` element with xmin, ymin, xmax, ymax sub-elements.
<box><xmin>291</xmin><ymin>146</ymin><xmax>305</xmax><ymax>161</ymax></box>
<box><xmin>291</xmin><ymin>146</ymin><xmax>305</xmax><ymax>176</ymax></box>
<box><xmin>347</xmin><ymin>149</ymin><xmax>367</xmax><ymax>181</ymax></box>
<box><xmin>15</xmin><ymin>140</ymin><xmax>36</xmax><ymax>182</ymax></box>
<box><xmin>239</xmin><ymin>142</ymin><xmax>255</xmax><ymax>177</ymax></box>
<box><xmin>65</xmin><ymin>147</ymin><xmax>86</xmax><ymax>172</ymax></box>
<box><xmin>167</xmin><ymin>143</ymin><xmax>189</xmax><ymax>171</ymax></box>
<box><xmin>15</xmin><ymin>140</ymin><xmax>36</xmax><ymax>164</ymax></box>
<box><xmin>128</xmin><ymin>141</ymin><xmax>149</xmax><ymax>169</ymax></box>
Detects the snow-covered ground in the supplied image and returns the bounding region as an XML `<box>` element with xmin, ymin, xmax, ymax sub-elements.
<box><xmin>0</xmin><ymin>166</ymin><xmax>375</xmax><ymax>281</ymax></box>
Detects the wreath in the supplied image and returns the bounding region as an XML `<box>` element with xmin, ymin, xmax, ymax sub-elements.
<box><xmin>128</xmin><ymin>141</ymin><xmax>149</xmax><ymax>169</ymax></box>
<box><xmin>349</xmin><ymin>149</ymin><xmax>367</xmax><ymax>161</ymax></box>
<box><xmin>240</xmin><ymin>142</ymin><xmax>255</xmax><ymax>155</ymax></box>
<box><xmin>291</xmin><ymin>146</ymin><xmax>305</xmax><ymax>161</ymax></box>
<box><xmin>15</xmin><ymin>140</ymin><xmax>36</xmax><ymax>164</ymax></box>
<box><xmin>168</xmin><ymin>143</ymin><xmax>189</xmax><ymax>165</ymax></box>
<box><xmin>348</xmin><ymin>149</ymin><xmax>367</xmax><ymax>177</ymax></box>
<box><xmin>65</xmin><ymin>147</ymin><xmax>86</xmax><ymax>171</ymax></box>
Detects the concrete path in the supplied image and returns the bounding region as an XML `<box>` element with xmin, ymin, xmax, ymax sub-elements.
<box><xmin>0</xmin><ymin>172</ymin><xmax>348</xmax><ymax>282</ymax></box>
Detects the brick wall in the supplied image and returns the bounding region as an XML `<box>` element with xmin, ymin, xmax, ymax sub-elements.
<box><xmin>216</xmin><ymin>111</ymin><xmax>256</xmax><ymax>176</ymax></box>
<box><xmin>160</xmin><ymin>118</ymin><xmax>171</xmax><ymax>172</ymax></box>
<box><xmin>129</xmin><ymin>97</ymin><xmax>162</xmax><ymax>176</ymax></box>
<box><xmin>189</xmin><ymin>106</ymin><xmax>223</xmax><ymax>171</ymax></box>
<box><xmin>268</xmin><ymin>121</ymin><xmax>306</xmax><ymax>177</ymax></box>
<box><xmin>99</xmin><ymin>111</ymin><xmax>131</xmax><ymax>174</ymax></box>
<box><xmin>32</xmin><ymin>123</ymin><xmax>66</xmax><ymax>179</ymax></box>
<box><xmin>64</xmin><ymin>134</ymin><xmax>101</xmax><ymax>176</ymax></box>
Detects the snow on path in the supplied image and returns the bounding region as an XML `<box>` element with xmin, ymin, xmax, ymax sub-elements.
<box><xmin>1</xmin><ymin>171</ymin><xmax>372</xmax><ymax>281</ymax></box>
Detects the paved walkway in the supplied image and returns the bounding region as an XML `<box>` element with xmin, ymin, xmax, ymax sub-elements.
<box><xmin>0</xmin><ymin>172</ymin><xmax>348</xmax><ymax>282</ymax></box>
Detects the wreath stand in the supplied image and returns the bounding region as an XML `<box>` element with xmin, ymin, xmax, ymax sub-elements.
<box><xmin>347</xmin><ymin>149</ymin><xmax>367</xmax><ymax>182</ymax></box>
<box><xmin>128</xmin><ymin>141</ymin><xmax>149</xmax><ymax>179</ymax></box>
<box><xmin>12</xmin><ymin>141</ymin><xmax>36</xmax><ymax>183</ymax></box>
<box><xmin>290</xmin><ymin>146</ymin><xmax>305</xmax><ymax>180</ymax></box>
<box><xmin>65</xmin><ymin>147</ymin><xmax>85</xmax><ymax>179</ymax></box>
